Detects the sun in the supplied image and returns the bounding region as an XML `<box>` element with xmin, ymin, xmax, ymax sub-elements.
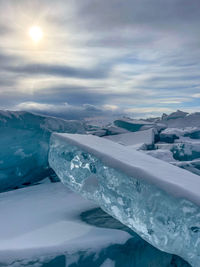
<box><xmin>29</xmin><ymin>26</ymin><xmax>43</xmax><ymax>43</ymax></box>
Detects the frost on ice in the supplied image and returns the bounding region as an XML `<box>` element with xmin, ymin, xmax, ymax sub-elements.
<box><xmin>49</xmin><ymin>133</ymin><xmax>200</xmax><ymax>267</ymax></box>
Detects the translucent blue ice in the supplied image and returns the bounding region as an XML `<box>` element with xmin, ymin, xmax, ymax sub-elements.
<box><xmin>0</xmin><ymin>111</ymin><xmax>85</xmax><ymax>192</ymax></box>
<box><xmin>49</xmin><ymin>133</ymin><xmax>200</xmax><ymax>267</ymax></box>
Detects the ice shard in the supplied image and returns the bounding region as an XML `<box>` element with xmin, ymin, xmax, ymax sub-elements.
<box><xmin>0</xmin><ymin>111</ymin><xmax>85</xmax><ymax>192</ymax></box>
<box><xmin>49</xmin><ymin>133</ymin><xmax>200</xmax><ymax>267</ymax></box>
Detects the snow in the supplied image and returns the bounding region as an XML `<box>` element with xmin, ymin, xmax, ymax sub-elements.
<box><xmin>104</xmin><ymin>129</ymin><xmax>155</xmax><ymax>147</ymax></box>
<box><xmin>0</xmin><ymin>183</ymin><xmax>130</xmax><ymax>266</ymax></box>
<box><xmin>49</xmin><ymin>133</ymin><xmax>200</xmax><ymax>267</ymax></box>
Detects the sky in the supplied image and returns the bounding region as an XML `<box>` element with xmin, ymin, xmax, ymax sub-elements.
<box><xmin>0</xmin><ymin>0</ymin><xmax>200</xmax><ymax>120</ymax></box>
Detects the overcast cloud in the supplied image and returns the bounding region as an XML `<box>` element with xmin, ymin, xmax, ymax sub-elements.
<box><xmin>0</xmin><ymin>0</ymin><xmax>200</xmax><ymax>119</ymax></box>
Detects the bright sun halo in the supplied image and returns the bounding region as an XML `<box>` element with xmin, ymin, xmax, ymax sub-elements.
<box><xmin>29</xmin><ymin>26</ymin><xmax>43</xmax><ymax>43</ymax></box>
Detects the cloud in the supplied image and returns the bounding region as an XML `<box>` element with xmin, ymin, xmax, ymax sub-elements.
<box><xmin>0</xmin><ymin>0</ymin><xmax>200</xmax><ymax>118</ymax></box>
<box><xmin>6</xmin><ymin>62</ymin><xmax>110</xmax><ymax>79</ymax></box>
<box><xmin>74</xmin><ymin>0</ymin><xmax>200</xmax><ymax>36</ymax></box>
<box><xmin>16</xmin><ymin>101</ymin><xmax>123</xmax><ymax>120</ymax></box>
<box><xmin>30</xmin><ymin>84</ymin><xmax>112</xmax><ymax>105</ymax></box>
<box><xmin>0</xmin><ymin>51</ymin><xmax>21</xmax><ymax>65</ymax></box>
<box><xmin>0</xmin><ymin>24</ymin><xmax>13</xmax><ymax>35</ymax></box>
<box><xmin>192</xmin><ymin>94</ymin><xmax>200</xmax><ymax>98</ymax></box>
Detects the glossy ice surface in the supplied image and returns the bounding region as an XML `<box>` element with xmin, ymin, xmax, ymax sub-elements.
<box><xmin>49</xmin><ymin>133</ymin><xmax>200</xmax><ymax>267</ymax></box>
<box><xmin>0</xmin><ymin>111</ymin><xmax>85</xmax><ymax>192</ymax></box>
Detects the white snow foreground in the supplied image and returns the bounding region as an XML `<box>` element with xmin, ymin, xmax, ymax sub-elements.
<box><xmin>49</xmin><ymin>133</ymin><xmax>200</xmax><ymax>267</ymax></box>
<box><xmin>0</xmin><ymin>183</ymin><xmax>130</xmax><ymax>266</ymax></box>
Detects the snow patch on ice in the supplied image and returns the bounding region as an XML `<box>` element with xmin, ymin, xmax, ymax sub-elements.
<box><xmin>104</xmin><ymin>129</ymin><xmax>155</xmax><ymax>147</ymax></box>
<box><xmin>0</xmin><ymin>183</ymin><xmax>130</xmax><ymax>265</ymax></box>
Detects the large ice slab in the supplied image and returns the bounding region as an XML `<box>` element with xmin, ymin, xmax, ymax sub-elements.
<box><xmin>104</xmin><ymin>128</ymin><xmax>155</xmax><ymax>148</ymax></box>
<box><xmin>49</xmin><ymin>133</ymin><xmax>200</xmax><ymax>267</ymax></box>
<box><xmin>0</xmin><ymin>111</ymin><xmax>85</xmax><ymax>192</ymax></box>
<box><xmin>114</xmin><ymin>118</ymin><xmax>154</xmax><ymax>132</ymax></box>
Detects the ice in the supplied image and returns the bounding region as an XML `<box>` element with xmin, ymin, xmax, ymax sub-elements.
<box><xmin>114</xmin><ymin>118</ymin><xmax>154</xmax><ymax>132</ymax></box>
<box><xmin>0</xmin><ymin>183</ymin><xmax>130</xmax><ymax>266</ymax></box>
<box><xmin>173</xmin><ymin>159</ymin><xmax>200</xmax><ymax>176</ymax></box>
<box><xmin>88</xmin><ymin>125</ymin><xmax>128</xmax><ymax>137</ymax></box>
<box><xmin>162</xmin><ymin>110</ymin><xmax>188</xmax><ymax>120</ymax></box>
<box><xmin>100</xmin><ymin>259</ymin><xmax>115</xmax><ymax>267</ymax></box>
<box><xmin>135</xmin><ymin>113</ymin><xmax>200</xmax><ymax>177</ymax></box>
<box><xmin>112</xmin><ymin>111</ymin><xmax>200</xmax><ymax>134</ymax></box>
<box><xmin>49</xmin><ymin>133</ymin><xmax>200</xmax><ymax>267</ymax></box>
<box><xmin>0</xmin><ymin>183</ymin><xmax>187</xmax><ymax>267</ymax></box>
<box><xmin>159</xmin><ymin>127</ymin><xmax>200</xmax><ymax>143</ymax></box>
<box><xmin>104</xmin><ymin>129</ymin><xmax>155</xmax><ymax>148</ymax></box>
<box><xmin>0</xmin><ymin>111</ymin><xmax>85</xmax><ymax>192</ymax></box>
<box><xmin>143</xmin><ymin>149</ymin><xmax>175</xmax><ymax>162</ymax></box>
<box><xmin>159</xmin><ymin>111</ymin><xmax>200</xmax><ymax>128</ymax></box>
<box><xmin>171</xmin><ymin>139</ymin><xmax>200</xmax><ymax>161</ymax></box>
<box><xmin>143</xmin><ymin>138</ymin><xmax>200</xmax><ymax>180</ymax></box>
<box><xmin>103</xmin><ymin>126</ymin><xmax>129</xmax><ymax>135</ymax></box>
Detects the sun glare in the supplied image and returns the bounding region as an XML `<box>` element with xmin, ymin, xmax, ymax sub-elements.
<box><xmin>29</xmin><ymin>26</ymin><xmax>43</xmax><ymax>43</ymax></box>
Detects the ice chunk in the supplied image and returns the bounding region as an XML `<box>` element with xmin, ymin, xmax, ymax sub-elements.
<box><xmin>114</xmin><ymin>118</ymin><xmax>154</xmax><ymax>132</ymax></box>
<box><xmin>49</xmin><ymin>133</ymin><xmax>200</xmax><ymax>267</ymax></box>
<box><xmin>0</xmin><ymin>111</ymin><xmax>85</xmax><ymax>192</ymax></box>
<box><xmin>160</xmin><ymin>111</ymin><xmax>200</xmax><ymax>128</ymax></box>
<box><xmin>162</xmin><ymin>110</ymin><xmax>188</xmax><ymax>120</ymax></box>
<box><xmin>103</xmin><ymin>125</ymin><xmax>129</xmax><ymax>135</ymax></box>
<box><xmin>159</xmin><ymin>127</ymin><xmax>200</xmax><ymax>143</ymax></box>
<box><xmin>88</xmin><ymin>126</ymin><xmax>128</xmax><ymax>137</ymax></box>
<box><xmin>160</xmin><ymin>129</ymin><xmax>181</xmax><ymax>143</ymax></box>
<box><xmin>142</xmin><ymin>136</ymin><xmax>200</xmax><ymax>176</ymax></box>
<box><xmin>171</xmin><ymin>139</ymin><xmax>200</xmax><ymax>161</ymax></box>
<box><xmin>104</xmin><ymin>129</ymin><xmax>155</xmax><ymax>148</ymax></box>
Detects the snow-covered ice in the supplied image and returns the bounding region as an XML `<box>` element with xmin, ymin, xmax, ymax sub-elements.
<box><xmin>114</xmin><ymin>118</ymin><xmax>154</xmax><ymax>132</ymax></box>
<box><xmin>49</xmin><ymin>133</ymin><xmax>200</xmax><ymax>267</ymax></box>
<box><xmin>50</xmin><ymin>133</ymin><xmax>200</xmax><ymax>206</ymax></box>
<box><xmin>104</xmin><ymin>128</ymin><xmax>155</xmax><ymax>148</ymax></box>
<box><xmin>157</xmin><ymin>110</ymin><xmax>200</xmax><ymax>128</ymax></box>
<box><xmin>0</xmin><ymin>183</ymin><xmax>130</xmax><ymax>266</ymax></box>
<box><xmin>1</xmin><ymin>109</ymin><xmax>199</xmax><ymax>266</ymax></box>
<box><xmin>0</xmin><ymin>182</ymin><xmax>187</xmax><ymax>267</ymax></box>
